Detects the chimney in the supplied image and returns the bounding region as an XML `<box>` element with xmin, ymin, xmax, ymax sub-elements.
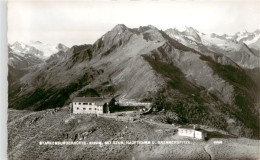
<box><xmin>193</xmin><ymin>125</ymin><xmax>196</xmax><ymax>130</ymax></box>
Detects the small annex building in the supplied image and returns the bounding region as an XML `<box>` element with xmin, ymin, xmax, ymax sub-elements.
<box><xmin>178</xmin><ymin>125</ymin><xmax>207</xmax><ymax>140</ymax></box>
<box><xmin>72</xmin><ymin>97</ymin><xmax>112</xmax><ymax>114</ymax></box>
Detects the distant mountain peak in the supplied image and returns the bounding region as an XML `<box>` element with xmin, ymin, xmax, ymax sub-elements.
<box><xmin>11</xmin><ymin>41</ymin><xmax>27</xmax><ymax>52</ymax></box>
<box><xmin>254</xmin><ymin>29</ymin><xmax>260</xmax><ymax>34</ymax></box>
<box><xmin>137</xmin><ymin>25</ymin><xmax>160</xmax><ymax>34</ymax></box>
<box><xmin>181</xmin><ymin>26</ymin><xmax>201</xmax><ymax>42</ymax></box>
<box><xmin>13</xmin><ymin>41</ymin><xmax>21</xmax><ymax>45</ymax></box>
<box><xmin>183</xmin><ymin>26</ymin><xmax>199</xmax><ymax>34</ymax></box>
<box><xmin>112</xmin><ymin>24</ymin><xmax>128</xmax><ymax>32</ymax></box>
<box><xmin>12</xmin><ymin>41</ymin><xmax>26</xmax><ymax>48</ymax></box>
<box><xmin>30</xmin><ymin>41</ymin><xmax>42</xmax><ymax>44</ymax></box>
<box><xmin>56</xmin><ymin>43</ymin><xmax>69</xmax><ymax>52</ymax></box>
<box><xmin>165</xmin><ymin>28</ymin><xmax>181</xmax><ymax>35</ymax></box>
<box><xmin>244</xmin><ymin>29</ymin><xmax>249</xmax><ymax>34</ymax></box>
<box><xmin>9</xmin><ymin>41</ymin><xmax>66</xmax><ymax>57</ymax></box>
<box><xmin>146</xmin><ymin>25</ymin><xmax>158</xmax><ymax>30</ymax></box>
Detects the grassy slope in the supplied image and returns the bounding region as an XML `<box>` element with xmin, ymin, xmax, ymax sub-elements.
<box><xmin>143</xmin><ymin>55</ymin><xmax>228</xmax><ymax>129</ymax></box>
<box><xmin>143</xmin><ymin>53</ymin><xmax>260</xmax><ymax>138</ymax></box>
<box><xmin>200</xmin><ymin>55</ymin><xmax>260</xmax><ymax>138</ymax></box>
<box><xmin>8</xmin><ymin>68</ymin><xmax>97</xmax><ymax>111</ymax></box>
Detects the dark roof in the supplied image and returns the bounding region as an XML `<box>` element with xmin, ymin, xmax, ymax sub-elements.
<box><xmin>179</xmin><ymin>125</ymin><xmax>205</xmax><ymax>132</ymax></box>
<box><xmin>179</xmin><ymin>125</ymin><xmax>196</xmax><ymax>129</ymax></box>
<box><xmin>72</xmin><ymin>97</ymin><xmax>112</xmax><ymax>105</ymax></box>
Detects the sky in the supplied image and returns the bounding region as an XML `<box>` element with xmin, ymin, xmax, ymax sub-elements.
<box><xmin>8</xmin><ymin>0</ymin><xmax>260</xmax><ymax>47</ymax></box>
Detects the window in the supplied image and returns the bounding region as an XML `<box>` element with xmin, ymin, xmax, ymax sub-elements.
<box><xmin>89</xmin><ymin>103</ymin><xmax>92</xmax><ymax>105</ymax></box>
<box><xmin>83</xmin><ymin>108</ymin><xmax>86</xmax><ymax>110</ymax></box>
<box><xmin>95</xmin><ymin>108</ymin><xmax>96</xmax><ymax>110</ymax></box>
<box><xmin>77</xmin><ymin>107</ymin><xmax>79</xmax><ymax>110</ymax></box>
<box><xmin>79</xmin><ymin>103</ymin><xmax>81</xmax><ymax>105</ymax></box>
<box><xmin>74</xmin><ymin>103</ymin><xmax>77</xmax><ymax>105</ymax></box>
<box><xmin>89</xmin><ymin>108</ymin><xmax>92</xmax><ymax>110</ymax></box>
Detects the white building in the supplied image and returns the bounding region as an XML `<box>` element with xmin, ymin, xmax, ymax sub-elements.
<box><xmin>72</xmin><ymin>97</ymin><xmax>112</xmax><ymax>114</ymax></box>
<box><xmin>177</xmin><ymin>125</ymin><xmax>207</xmax><ymax>140</ymax></box>
<box><xmin>117</xmin><ymin>99</ymin><xmax>152</xmax><ymax>108</ymax></box>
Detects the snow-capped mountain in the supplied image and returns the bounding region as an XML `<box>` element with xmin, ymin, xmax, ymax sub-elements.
<box><xmin>28</xmin><ymin>41</ymin><xmax>69</xmax><ymax>57</ymax></box>
<box><xmin>165</xmin><ymin>27</ymin><xmax>260</xmax><ymax>69</ymax></box>
<box><xmin>8</xmin><ymin>41</ymin><xmax>69</xmax><ymax>90</ymax></box>
<box><xmin>9</xmin><ymin>41</ymin><xmax>69</xmax><ymax>58</ymax></box>
<box><xmin>8</xmin><ymin>41</ymin><xmax>69</xmax><ymax>71</ymax></box>
<box><xmin>231</xmin><ymin>30</ymin><xmax>260</xmax><ymax>45</ymax></box>
<box><xmin>8</xmin><ymin>46</ymin><xmax>45</xmax><ymax>91</ymax></box>
<box><xmin>165</xmin><ymin>27</ymin><xmax>260</xmax><ymax>49</ymax></box>
<box><xmin>10</xmin><ymin>41</ymin><xmax>44</xmax><ymax>57</ymax></box>
<box><xmin>182</xmin><ymin>27</ymin><xmax>202</xmax><ymax>42</ymax></box>
<box><xmin>9</xmin><ymin>42</ymin><xmax>44</xmax><ymax>70</ymax></box>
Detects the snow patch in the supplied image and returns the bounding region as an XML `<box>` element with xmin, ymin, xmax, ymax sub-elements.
<box><xmin>243</xmin><ymin>34</ymin><xmax>260</xmax><ymax>45</ymax></box>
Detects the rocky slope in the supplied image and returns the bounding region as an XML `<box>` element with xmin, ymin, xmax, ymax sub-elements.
<box><xmin>8</xmin><ymin>24</ymin><xmax>260</xmax><ymax>138</ymax></box>
<box><xmin>8</xmin><ymin>108</ymin><xmax>260</xmax><ymax>160</ymax></box>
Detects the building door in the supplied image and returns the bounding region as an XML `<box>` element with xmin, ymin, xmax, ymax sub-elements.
<box><xmin>103</xmin><ymin>103</ymin><xmax>109</xmax><ymax>113</ymax></box>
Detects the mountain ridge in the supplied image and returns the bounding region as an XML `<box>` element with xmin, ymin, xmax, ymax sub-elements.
<box><xmin>8</xmin><ymin>24</ymin><xmax>260</xmax><ymax>138</ymax></box>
